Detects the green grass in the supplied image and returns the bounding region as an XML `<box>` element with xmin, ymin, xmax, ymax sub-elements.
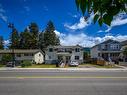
<box><xmin>21</xmin><ymin>64</ymin><xmax>56</xmax><ymax>68</ymax></box>
<box><xmin>0</xmin><ymin>64</ymin><xmax>5</xmax><ymax>67</ymax></box>
<box><xmin>79</xmin><ymin>63</ymin><xmax>120</xmax><ymax>68</ymax></box>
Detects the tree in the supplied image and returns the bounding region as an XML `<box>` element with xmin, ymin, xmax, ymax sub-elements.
<box><xmin>29</xmin><ymin>22</ymin><xmax>39</xmax><ymax>37</ymax></box>
<box><xmin>0</xmin><ymin>36</ymin><xmax>4</xmax><ymax>49</ymax></box>
<box><xmin>1</xmin><ymin>54</ymin><xmax>13</xmax><ymax>63</ymax></box>
<box><xmin>19</xmin><ymin>23</ymin><xmax>39</xmax><ymax>49</ymax></box>
<box><xmin>123</xmin><ymin>47</ymin><xmax>127</xmax><ymax>57</ymax></box>
<box><xmin>19</xmin><ymin>28</ymin><xmax>31</xmax><ymax>49</ymax></box>
<box><xmin>75</xmin><ymin>0</ymin><xmax>127</xmax><ymax>26</ymax></box>
<box><xmin>42</xmin><ymin>21</ymin><xmax>60</xmax><ymax>48</ymax></box>
<box><xmin>39</xmin><ymin>32</ymin><xmax>45</xmax><ymax>50</ymax></box>
<box><xmin>29</xmin><ymin>22</ymin><xmax>39</xmax><ymax>49</ymax></box>
<box><xmin>9</xmin><ymin>28</ymin><xmax>20</xmax><ymax>49</ymax></box>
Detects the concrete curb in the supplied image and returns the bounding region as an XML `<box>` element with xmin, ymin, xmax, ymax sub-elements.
<box><xmin>0</xmin><ymin>67</ymin><xmax>127</xmax><ymax>71</ymax></box>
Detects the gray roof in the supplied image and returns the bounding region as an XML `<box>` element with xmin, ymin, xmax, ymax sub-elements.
<box><xmin>91</xmin><ymin>39</ymin><xmax>120</xmax><ymax>48</ymax></box>
<box><xmin>0</xmin><ymin>49</ymin><xmax>43</xmax><ymax>54</ymax></box>
<box><xmin>47</xmin><ymin>45</ymin><xmax>83</xmax><ymax>49</ymax></box>
<box><xmin>121</xmin><ymin>40</ymin><xmax>127</xmax><ymax>46</ymax></box>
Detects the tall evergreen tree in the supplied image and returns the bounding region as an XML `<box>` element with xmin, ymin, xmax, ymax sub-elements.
<box><xmin>39</xmin><ymin>32</ymin><xmax>45</xmax><ymax>50</ymax></box>
<box><xmin>19</xmin><ymin>28</ymin><xmax>31</xmax><ymax>49</ymax></box>
<box><xmin>9</xmin><ymin>28</ymin><xmax>20</xmax><ymax>49</ymax></box>
<box><xmin>29</xmin><ymin>22</ymin><xmax>39</xmax><ymax>49</ymax></box>
<box><xmin>43</xmin><ymin>21</ymin><xmax>60</xmax><ymax>48</ymax></box>
<box><xmin>0</xmin><ymin>36</ymin><xmax>4</xmax><ymax>49</ymax></box>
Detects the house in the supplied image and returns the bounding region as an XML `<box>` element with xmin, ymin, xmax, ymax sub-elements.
<box><xmin>83</xmin><ymin>47</ymin><xmax>91</xmax><ymax>60</ymax></box>
<box><xmin>91</xmin><ymin>39</ymin><xmax>121</xmax><ymax>61</ymax></box>
<box><xmin>120</xmin><ymin>40</ymin><xmax>127</xmax><ymax>62</ymax></box>
<box><xmin>0</xmin><ymin>49</ymin><xmax>44</xmax><ymax>64</ymax></box>
<box><xmin>45</xmin><ymin>45</ymin><xmax>84</xmax><ymax>64</ymax></box>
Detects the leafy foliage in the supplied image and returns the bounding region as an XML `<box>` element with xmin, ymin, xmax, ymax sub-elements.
<box><xmin>21</xmin><ymin>60</ymin><xmax>32</xmax><ymax>67</ymax></box>
<box><xmin>6</xmin><ymin>21</ymin><xmax>60</xmax><ymax>50</ymax></box>
<box><xmin>0</xmin><ymin>36</ymin><xmax>4</xmax><ymax>49</ymax></box>
<box><xmin>19</xmin><ymin>22</ymin><xmax>39</xmax><ymax>49</ymax></box>
<box><xmin>123</xmin><ymin>47</ymin><xmax>127</xmax><ymax>57</ymax></box>
<box><xmin>75</xmin><ymin>0</ymin><xmax>127</xmax><ymax>26</ymax></box>
<box><xmin>1</xmin><ymin>54</ymin><xmax>12</xmax><ymax>62</ymax></box>
<box><xmin>39</xmin><ymin>21</ymin><xmax>60</xmax><ymax>50</ymax></box>
<box><xmin>9</xmin><ymin>28</ymin><xmax>20</xmax><ymax>49</ymax></box>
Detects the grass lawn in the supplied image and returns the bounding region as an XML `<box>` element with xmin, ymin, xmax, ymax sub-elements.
<box><xmin>22</xmin><ymin>64</ymin><xmax>56</xmax><ymax>68</ymax></box>
<box><xmin>79</xmin><ymin>63</ymin><xmax>121</xmax><ymax>68</ymax></box>
<box><xmin>0</xmin><ymin>64</ymin><xmax>6</xmax><ymax>67</ymax></box>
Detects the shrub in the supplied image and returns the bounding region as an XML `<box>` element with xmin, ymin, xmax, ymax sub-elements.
<box><xmin>1</xmin><ymin>54</ymin><xmax>13</xmax><ymax>64</ymax></box>
<box><xmin>21</xmin><ymin>60</ymin><xmax>32</xmax><ymax>67</ymax></box>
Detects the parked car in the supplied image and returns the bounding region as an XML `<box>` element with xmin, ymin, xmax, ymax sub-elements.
<box><xmin>6</xmin><ymin>62</ymin><xmax>15</xmax><ymax>67</ymax></box>
<box><xmin>69</xmin><ymin>61</ymin><xmax>79</xmax><ymax>67</ymax></box>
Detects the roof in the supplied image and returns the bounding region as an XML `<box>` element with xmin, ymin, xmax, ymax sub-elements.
<box><xmin>91</xmin><ymin>39</ymin><xmax>120</xmax><ymax>48</ymax></box>
<box><xmin>47</xmin><ymin>45</ymin><xmax>83</xmax><ymax>49</ymax></box>
<box><xmin>0</xmin><ymin>49</ymin><xmax>43</xmax><ymax>54</ymax></box>
<box><xmin>121</xmin><ymin>40</ymin><xmax>127</xmax><ymax>46</ymax></box>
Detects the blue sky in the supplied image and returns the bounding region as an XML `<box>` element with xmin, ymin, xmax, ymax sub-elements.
<box><xmin>0</xmin><ymin>0</ymin><xmax>127</xmax><ymax>47</ymax></box>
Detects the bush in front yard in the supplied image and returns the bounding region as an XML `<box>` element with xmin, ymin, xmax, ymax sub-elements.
<box><xmin>21</xmin><ymin>60</ymin><xmax>32</xmax><ymax>67</ymax></box>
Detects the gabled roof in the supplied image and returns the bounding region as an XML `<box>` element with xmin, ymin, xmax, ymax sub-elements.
<box><xmin>47</xmin><ymin>45</ymin><xmax>83</xmax><ymax>49</ymax></box>
<box><xmin>121</xmin><ymin>40</ymin><xmax>127</xmax><ymax>46</ymax></box>
<box><xmin>91</xmin><ymin>39</ymin><xmax>120</xmax><ymax>48</ymax></box>
<box><xmin>0</xmin><ymin>49</ymin><xmax>44</xmax><ymax>54</ymax></box>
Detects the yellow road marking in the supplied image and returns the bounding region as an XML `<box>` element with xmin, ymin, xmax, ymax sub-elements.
<box><xmin>0</xmin><ymin>76</ymin><xmax>127</xmax><ymax>79</ymax></box>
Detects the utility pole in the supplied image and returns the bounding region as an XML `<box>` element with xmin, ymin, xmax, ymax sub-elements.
<box><xmin>8</xmin><ymin>23</ymin><xmax>15</xmax><ymax>67</ymax></box>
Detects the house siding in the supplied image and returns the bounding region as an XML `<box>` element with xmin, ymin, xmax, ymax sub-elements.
<box><xmin>45</xmin><ymin>45</ymin><xmax>83</xmax><ymax>64</ymax></box>
<box><xmin>91</xmin><ymin>40</ymin><xmax>121</xmax><ymax>61</ymax></box>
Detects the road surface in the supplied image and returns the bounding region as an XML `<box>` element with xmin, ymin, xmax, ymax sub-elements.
<box><xmin>0</xmin><ymin>69</ymin><xmax>127</xmax><ymax>95</ymax></box>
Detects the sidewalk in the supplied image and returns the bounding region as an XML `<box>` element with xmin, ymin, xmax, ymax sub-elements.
<box><xmin>0</xmin><ymin>66</ymin><xmax>127</xmax><ymax>71</ymax></box>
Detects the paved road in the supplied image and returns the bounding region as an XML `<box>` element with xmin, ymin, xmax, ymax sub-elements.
<box><xmin>0</xmin><ymin>69</ymin><xmax>127</xmax><ymax>95</ymax></box>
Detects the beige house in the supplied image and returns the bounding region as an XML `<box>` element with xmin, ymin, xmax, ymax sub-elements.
<box><xmin>45</xmin><ymin>45</ymin><xmax>84</xmax><ymax>64</ymax></box>
<box><xmin>0</xmin><ymin>49</ymin><xmax>44</xmax><ymax>64</ymax></box>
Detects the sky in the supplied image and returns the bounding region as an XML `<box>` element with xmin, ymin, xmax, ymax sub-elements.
<box><xmin>0</xmin><ymin>0</ymin><xmax>127</xmax><ymax>47</ymax></box>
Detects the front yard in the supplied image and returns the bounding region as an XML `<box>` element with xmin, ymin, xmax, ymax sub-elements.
<box><xmin>79</xmin><ymin>63</ymin><xmax>121</xmax><ymax>68</ymax></box>
<box><xmin>0</xmin><ymin>63</ymin><xmax>122</xmax><ymax>68</ymax></box>
<box><xmin>0</xmin><ymin>64</ymin><xmax>5</xmax><ymax>67</ymax></box>
<box><xmin>19</xmin><ymin>64</ymin><xmax>56</xmax><ymax>68</ymax></box>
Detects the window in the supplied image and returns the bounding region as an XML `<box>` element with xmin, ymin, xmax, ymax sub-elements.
<box><xmin>49</xmin><ymin>48</ymin><xmax>53</xmax><ymax>52</ymax></box>
<box><xmin>75</xmin><ymin>56</ymin><xmax>79</xmax><ymax>60</ymax></box>
<box><xmin>29</xmin><ymin>53</ymin><xmax>33</xmax><ymax>56</ymax></box>
<box><xmin>39</xmin><ymin>54</ymin><xmax>41</xmax><ymax>56</ymax></box>
<box><xmin>75</xmin><ymin>48</ymin><xmax>80</xmax><ymax>52</ymax></box>
<box><xmin>24</xmin><ymin>54</ymin><xmax>29</xmax><ymax>56</ymax></box>
<box><xmin>49</xmin><ymin>56</ymin><xmax>51</xmax><ymax>59</ymax></box>
<box><xmin>17</xmin><ymin>54</ymin><xmax>21</xmax><ymax>57</ymax></box>
<box><xmin>101</xmin><ymin>44</ymin><xmax>106</xmax><ymax>49</ymax></box>
<box><xmin>110</xmin><ymin>44</ymin><xmax>119</xmax><ymax>50</ymax></box>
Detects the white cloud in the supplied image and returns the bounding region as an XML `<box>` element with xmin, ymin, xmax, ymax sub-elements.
<box><xmin>54</xmin><ymin>30</ymin><xmax>61</xmax><ymax>36</ymax></box>
<box><xmin>43</xmin><ymin>6</ymin><xmax>48</xmax><ymax>11</ymax></box>
<box><xmin>64</xmin><ymin>14</ymin><xmax>94</xmax><ymax>30</ymax></box>
<box><xmin>97</xmin><ymin>30</ymin><xmax>104</xmax><ymax>33</ymax></box>
<box><xmin>72</xmin><ymin>15</ymin><xmax>78</xmax><ymax>18</ymax></box>
<box><xmin>0</xmin><ymin>13</ymin><xmax>7</xmax><ymax>22</ymax></box>
<box><xmin>0</xmin><ymin>4</ymin><xmax>7</xmax><ymax>22</ymax></box>
<box><xmin>55</xmin><ymin>30</ymin><xmax>127</xmax><ymax>47</ymax></box>
<box><xmin>24</xmin><ymin>6</ymin><xmax>30</xmax><ymax>12</ymax></box>
<box><xmin>105</xmin><ymin>13</ymin><xmax>127</xmax><ymax>32</ymax></box>
<box><xmin>4</xmin><ymin>40</ymin><xmax>10</xmax><ymax>46</ymax></box>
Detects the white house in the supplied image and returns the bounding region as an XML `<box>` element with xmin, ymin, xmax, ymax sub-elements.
<box><xmin>45</xmin><ymin>45</ymin><xmax>84</xmax><ymax>64</ymax></box>
<box><xmin>0</xmin><ymin>49</ymin><xmax>44</xmax><ymax>64</ymax></box>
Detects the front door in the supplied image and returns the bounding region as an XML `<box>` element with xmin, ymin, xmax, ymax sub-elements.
<box><xmin>65</xmin><ymin>56</ymin><xmax>71</xmax><ymax>64</ymax></box>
